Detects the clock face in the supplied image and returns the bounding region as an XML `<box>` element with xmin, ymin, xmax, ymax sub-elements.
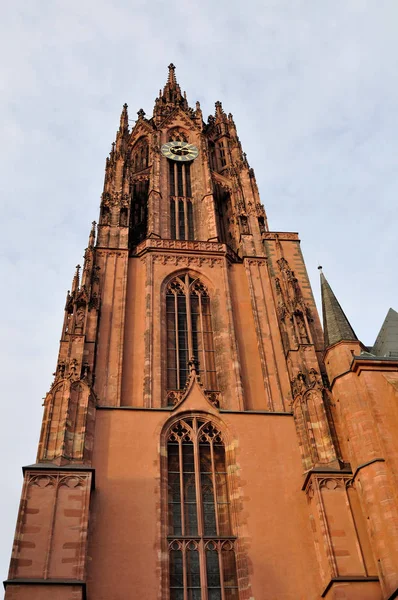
<box><xmin>161</xmin><ymin>141</ymin><xmax>199</xmax><ymax>162</ymax></box>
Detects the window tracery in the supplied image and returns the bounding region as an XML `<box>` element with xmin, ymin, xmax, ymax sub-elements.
<box><xmin>166</xmin><ymin>274</ymin><xmax>217</xmax><ymax>397</ymax></box>
<box><xmin>168</xmin><ymin>128</ymin><xmax>189</xmax><ymax>142</ymax></box>
<box><xmin>167</xmin><ymin>416</ymin><xmax>239</xmax><ymax>600</ymax></box>
<box><xmin>131</xmin><ymin>137</ymin><xmax>149</xmax><ymax>173</ymax></box>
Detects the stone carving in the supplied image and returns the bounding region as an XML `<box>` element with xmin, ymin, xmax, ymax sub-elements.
<box><xmin>263</xmin><ymin>232</ymin><xmax>299</xmax><ymax>241</ymax></box>
<box><xmin>167</xmin><ymin>390</ymin><xmax>185</xmax><ymax>406</ymax></box>
<box><xmin>152</xmin><ymin>254</ymin><xmax>223</xmax><ymax>268</ymax></box>
<box><xmin>68</xmin><ymin>358</ymin><xmax>80</xmax><ymax>381</ymax></box>
<box><xmin>135</xmin><ymin>238</ymin><xmax>227</xmax><ymax>253</ymax></box>
<box><xmin>204</xmin><ymin>390</ymin><xmax>221</xmax><ymax>409</ymax></box>
<box><xmin>291</xmin><ymin>368</ymin><xmax>323</xmax><ymax>398</ymax></box>
<box><xmin>74</xmin><ymin>306</ymin><xmax>85</xmax><ymax>331</ymax></box>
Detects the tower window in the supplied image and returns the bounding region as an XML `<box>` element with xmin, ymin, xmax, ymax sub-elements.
<box><xmin>169</xmin><ymin>160</ymin><xmax>194</xmax><ymax>240</ymax></box>
<box><xmin>131</xmin><ymin>137</ymin><xmax>149</xmax><ymax>172</ymax></box>
<box><xmin>258</xmin><ymin>216</ymin><xmax>266</xmax><ymax>234</ymax></box>
<box><xmin>166</xmin><ymin>274</ymin><xmax>217</xmax><ymax>394</ymax></box>
<box><xmin>129</xmin><ymin>180</ymin><xmax>149</xmax><ymax>248</ymax></box>
<box><xmin>167</xmin><ymin>417</ymin><xmax>239</xmax><ymax>600</ymax></box>
<box><xmin>218</xmin><ymin>141</ymin><xmax>227</xmax><ymax>168</ymax></box>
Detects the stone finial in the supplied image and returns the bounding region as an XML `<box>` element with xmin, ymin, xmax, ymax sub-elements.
<box><xmin>119</xmin><ymin>103</ymin><xmax>129</xmax><ymax>132</ymax></box>
<box><xmin>88</xmin><ymin>221</ymin><xmax>96</xmax><ymax>248</ymax></box>
<box><xmin>71</xmin><ymin>265</ymin><xmax>81</xmax><ymax>294</ymax></box>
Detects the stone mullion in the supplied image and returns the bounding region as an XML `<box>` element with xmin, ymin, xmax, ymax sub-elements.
<box><xmin>218</xmin><ymin>543</ymin><xmax>226</xmax><ymax>600</ymax></box>
<box><xmin>175</xmin><ymin>194</ymin><xmax>180</xmax><ymax>240</ymax></box>
<box><xmin>174</xmin><ymin>292</ymin><xmax>181</xmax><ymax>390</ymax></box>
<box><xmin>194</xmin><ymin>427</ymin><xmax>204</xmax><ymax>539</ymax></box>
<box><xmin>179</xmin><ymin>441</ymin><xmax>186</xmax><ymax>537</ymax></box>
<box><xmin>185</xmin><ymin>275</ymin><xmax>194</xmax><ymax>361</ymax></box>
<box><xmin>210</xmin><ymin>441</ymin><xmax>220</xmax><ymax>536</ymax></box>
<box><xmin>174</xmin><ymin>163</ymin><xmax>179</xmax><ymax>239</ymax></box>
<box><xmin>182</xmin><ymin>542</ymin><xmax>188</xmax><ymax>600</ymax></box>
<box><xmin>199</xmin><ymin>540</ymin><xmax>208</xmax><ymax>600</ymax></box>
<box><xmin>182</xmin><ymin>163</ymin><xmax>187</xmax><ymax>197</ymax></box>
<box><xmin>184</xmin><ymin>198</ymin><xmax>189</xmax><ymax>241</ymax></box>
<box><xmin>198</xmin><ymin>293</ymin><xmax>208</xmax><ymax>388</ymax></box>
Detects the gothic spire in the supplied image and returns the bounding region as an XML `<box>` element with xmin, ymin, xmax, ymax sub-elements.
<box><xmin>319</xmin><ymin>268</ymin><xmax>357</xmax><ymax>348</ymax></box>
<box><xmin>154</xmin><ymin>64</ymin><xmax>188</xmax><ymax>117</ymax></box>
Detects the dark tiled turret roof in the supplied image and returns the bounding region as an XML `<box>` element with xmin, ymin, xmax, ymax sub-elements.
<box><xmin>320</xmin><ymin>270</ymin><xmax>357</xmax><ymax>348</ymax></box>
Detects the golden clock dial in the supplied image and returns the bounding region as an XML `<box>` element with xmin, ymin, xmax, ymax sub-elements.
<box><xmin>161</xmin><ymin>141</ymin><xmax>199</xmax><ymax>162</ymax></box>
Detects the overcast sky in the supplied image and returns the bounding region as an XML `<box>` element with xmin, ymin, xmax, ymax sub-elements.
<box><xmin>1</xmin><ymin>0</ymin><xmax>397</xmax><ymax>580</ymax></box>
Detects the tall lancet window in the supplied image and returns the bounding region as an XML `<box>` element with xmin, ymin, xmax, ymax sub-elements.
<box><xmin>166</xmin><ymin>274</ymin><xmax>217</xmax><ymax>394</ymax></box>
<box><xmin>168</xmin><ymin>129</ymin><xmax>194</xmax><ymax>240</ymax></box>
<box><xmin>167</xmin><ymin>417</ymin><xmax>239</xmax><ymax>600</ymax></box>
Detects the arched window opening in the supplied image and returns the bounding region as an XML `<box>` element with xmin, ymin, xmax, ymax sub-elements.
<box><xmin>129</xmin><ymin>180</ymin><xmax>149</xmax><ymax>249</ymax></box>
<box><xmin>166</xmin><ymin>274</ymin><xmax>217</xmax><ymax>395</ymax></box>
<box><xmin>209</xmin><ymin>141</ymin><xmax>216</xmax><ymax>172</ymax></box>
<box><xmin>167</xmin><ymin>417</ymin><xmax>239</xmax><ymax>600</ymax></box>
<box><xmin>258</xmin><ymin>216</ymin><xmax>266</xmax><ymax>234</ymax></box>
<box><xmin>100</xmin><ymin>205</ymin><xmax>110</xmax><ymax>225</ymax></box>
<box><xmin>169</xmin><ymin>160</ymin><xmax>194</xmax><ymax>240</ymax></box>
<box><xmin>218</xmin><ymin>141</ymin><xmax>227</xmax><ymax>168</ymax></box>
<box><xmin>131</xmin><ymin>138</ymin><xmax>149</xmax><ymax>173</ymax></box>
<box><xmin>214</xmin><ymin>185</ymin><xmax>236</xmax><ymax>250</ymax></box>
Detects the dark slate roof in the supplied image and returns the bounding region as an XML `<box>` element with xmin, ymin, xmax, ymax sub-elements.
<box><xmin>320</xmin><ymin>271</ymin><xmax>358</xmax><ymax>348</ymax></box>
<box><xmin>372</xmin><ymin>308</ymin><xmax>398</xmax><ymax>357</ymax></box>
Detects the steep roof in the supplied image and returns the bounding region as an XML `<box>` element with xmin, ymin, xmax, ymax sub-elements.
<box><xmin>320</xmin><ymin>270</ymin><xmax>358</xmax><ymax>348</ymax></box>
<box><xmin>372</xmin><ymin>308</ymin><xmax>398</xmax><ymax>357</ymax></box>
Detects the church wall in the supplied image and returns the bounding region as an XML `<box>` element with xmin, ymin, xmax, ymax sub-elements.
<box><xmin>4</xmin><ymin>584</ymin><xmax>85</xmax><ymax>600</ymax></box>
<box><xmin>88</xmin><ymin>408</ymin><xmax>323</xmax><ymax>600</ymax></box>
<box><xmin>227</xmin><ymin>263</ymin><xmax>264</xmax><ymax>410</ymax></box>
<box><xmin>121</xmin><ymin>256</ymin><xmax>146</xmax><ymax>407</ymax></box>
<box><xmin>95</xmin><ymin>249</ymin><xmax>129</xmax><ymax>407</ymax></box>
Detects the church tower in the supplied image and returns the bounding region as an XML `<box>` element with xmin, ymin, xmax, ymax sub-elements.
<box><xmin>4</xmin><ymin>65</ymin><xmax>398</xmax><ymax>600</ymax></box>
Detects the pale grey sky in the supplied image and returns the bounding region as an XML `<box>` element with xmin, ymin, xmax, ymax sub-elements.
<box><xmin>1</xmin><ymin>0</ymin><xmax>397</xmax><ymax>580</ymax></box>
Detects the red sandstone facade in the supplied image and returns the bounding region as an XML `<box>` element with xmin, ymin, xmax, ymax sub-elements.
<box><xmin>4</xmin><ymin>65</ymin><xmax>398</xmax><ymax>600</ymax></box>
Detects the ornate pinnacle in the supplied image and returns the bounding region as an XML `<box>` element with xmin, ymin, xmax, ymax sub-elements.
<box><xmin>119</xmin><ymin>103</ymin><xmax>129</xmax><ymax>132</ymax></box>
<box><xmin>71</xmin><ymin>264</ymin><xmax>81</xmax><ymax>294</ymax></box>
<box><xmin>215</xmin><ymin>100</ymin><xmax>224</xmax><ymax>117</ymax></box>
<box><xmin>88</xmin><ymin>221</ymin><xmax>96</xmax><ymax>248</ymax></box>
<box><xmin>137</xmin><ymin>108</ymin><xmax>145</xmax><ymax>120</ymax></box>
<box><xmin>168</xmin><ymin>63</ymin><xmax>176</xmax><ymax>86</ymax></box>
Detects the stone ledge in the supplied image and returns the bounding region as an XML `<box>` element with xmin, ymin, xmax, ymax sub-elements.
<box><xmin>321</xmin><ymin>576</ymin><xmax>379</xmax><ymax>597</ymax></box>
<box><xmin>21</xmin><ymin>464</ymin><xmax>95</xmax><ymax>490</ymax></box>
<box><xmin>301</xmin><ymin>465</ymin><xmax>353</xmax><ymax>491</ymax></box>
<box><xmin>388</xmin><ymin>584</ymin><xmax>398</xmax><ymax>600</ymax></box>
<box><xmin>3</xmin><ymin>579</ymin><xmax>86</xmax><ymax>599</ymax></box>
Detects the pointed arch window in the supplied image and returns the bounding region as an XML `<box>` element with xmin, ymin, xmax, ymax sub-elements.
<box><xmin>168</xmin><ymin>128</ymin><xmax>194</xmax><ymax>240</ymax></box>
<box><xmin>166</xmin><ymin>274</ymin><xmax>217</xmax><ymax>395</ymax></box>
<box><xmin>132</xmin><ymin>137</ymin><xmax>149</xmax><ymax>172</ymax></box>
<box><xmin>169</xmin><ymin>161</ymin><xmax>194</xmax><ymax>240</ymax></box>
<box><xmin>167</xmin><ymin>417</ymin><xmax>239</xmax><ymax>600</ymax></box>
